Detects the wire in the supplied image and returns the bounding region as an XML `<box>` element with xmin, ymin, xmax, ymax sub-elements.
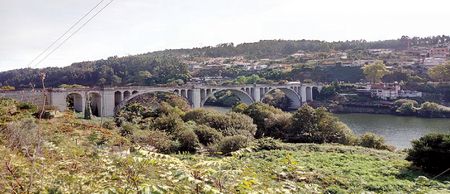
<box><xmin>27</xmin><ymin>0</ymin><xmax>106</xmax><ymax>68</ymax></box>
<box><xmin>32</xmin><ymin>0</ymin><xmax>115</xmax><ymax>68</ymax></box>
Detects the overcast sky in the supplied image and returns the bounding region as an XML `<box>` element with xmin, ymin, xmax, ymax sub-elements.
<box><xmin>0</xmin><ymin>0</ymin><xmax>449</xmax><ymax>72</ymax></box>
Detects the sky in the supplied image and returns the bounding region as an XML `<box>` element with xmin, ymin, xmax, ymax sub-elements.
<box><xmin>0</xmin><ymin>0</ymin><xmax>449</xmax><ymax>72</ymax></box>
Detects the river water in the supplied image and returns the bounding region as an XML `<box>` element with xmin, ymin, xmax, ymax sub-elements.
<box><xmin>204</xmin><ymin>106</ymin><xmax>450</xmax><ymax>149</ymax></box>
<box><xmin>336</xmin><ymin>113</ymin><xmax>450</xmax><ymax>149</ymax></box>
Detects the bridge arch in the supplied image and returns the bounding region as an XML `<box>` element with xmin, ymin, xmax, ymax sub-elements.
<box><xmin>114</xmin><ymin>90</ymin><xmax>192</xmax><ymax>114</ymax></box>
<box><xmin>123</xmin><ymin>91</ymin><xmax>131</xmax><ymax>99</ymax></box>
<box><xmin>88</xmin><ymin>92</ymin><xmax>102</xmax><ymax>117</ymax></box>
<box><xmin>262</xmin><ymin>87</ymin><xmax>301</xmax><ymax>110</ymax></box>
<box><xmin>201</xmin><ymin>88</ymin><xmax>254</xmax><ymax>107</ymax></box>
<box><xmin>66</xmin><ymin>92</ymin><xmax>84</xmax><ymax>113</ymax></box>
<box><xmin>114</xmin><ymin>91</ymin><xmax>122</xmax><ymax>106</ymax></box>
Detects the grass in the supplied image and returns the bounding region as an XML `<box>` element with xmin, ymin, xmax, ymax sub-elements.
<box><xmin>176</xmin><ymin>144</ymin><xmax>450</xmax><ymax>193</ymax></box>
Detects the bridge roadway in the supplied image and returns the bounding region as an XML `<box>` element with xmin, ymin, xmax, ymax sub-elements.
<box><xmin>4</xmin><ymin>83</ymin><xmax>322</xmax><ymax>117</ymax></box>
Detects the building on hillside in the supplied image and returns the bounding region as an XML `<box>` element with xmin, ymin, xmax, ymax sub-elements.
<box><xmin>430</xmin><ymin>47</ymin><xmax>449</xmax><ymax>58</ymax></box>
<box><xmin>268</xmin><ymin>64</ymin><xmax>293</xmax><ymax>71</ymax></box>
<box><xmin>368</xmin><ymin>49</ymin><xmax>393</xmax><ymax>55</ymax></box>
<box><xmin>357</xmin><ymin>82</ymin><xmax>422</xmax><ymax>100</ymax></box>
<box><xmin>406</xmin><ymin>46</ymin><xmax>430</xmax><ymax>58</ymax></box>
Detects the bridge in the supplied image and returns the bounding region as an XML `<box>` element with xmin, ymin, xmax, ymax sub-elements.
<box><xmin>2</xmin><ymin>83</ymin><xmax>322</xmax><ymax>117</ymax></box>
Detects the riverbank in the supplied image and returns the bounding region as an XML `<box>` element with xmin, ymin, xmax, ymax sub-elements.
<box><xmin>327</xmin><ymin>101</ymin><xmax>450</xmax><ymax>118</ymax></box>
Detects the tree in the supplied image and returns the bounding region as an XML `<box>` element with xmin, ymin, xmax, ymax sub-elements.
<box><xmin>288</xmin><ymin>105</ymin><xmax>356</xmax><ymax>144</ymax></box>
<box><xmin>362</xmin><ymin>61</ymin><xmax>389</xmax><ymax>83</ymax></box>
<box><xmin>428</xmin><ymin>62</ymin><xmax>450</xmax><ymax>82</ymax></box>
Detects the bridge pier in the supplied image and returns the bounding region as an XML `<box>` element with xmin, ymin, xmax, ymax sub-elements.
<box><xmin>191</xmin><ymin>88</ymin><xmax>201</xmax><ymax>108</ymax></box>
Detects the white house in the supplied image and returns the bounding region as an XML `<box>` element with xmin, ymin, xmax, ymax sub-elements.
<box><xmin>360</xmin><ymin>82</ymin><xmax>422</xmax><ymax>100</ymax></box>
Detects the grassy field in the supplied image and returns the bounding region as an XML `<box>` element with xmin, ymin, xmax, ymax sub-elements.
<box><xmin>174</xmin><ymin>144</ymin><xmax>450</xmax><ymax>193</ymax></box>
<box><xmin>1</xmin><ymin>110</ymin><xmax>449</xmax><ymax>193</ymax></box>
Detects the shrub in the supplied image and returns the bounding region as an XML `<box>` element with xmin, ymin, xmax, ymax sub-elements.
<box><xmin>417</xmin><ymin>102</ymin><xmax>450</xmax><ymax>118</ymax></box>
<box><xmin>194</xmin><ymin>124</ymin><xmax>223</xmax><ymax>145</ymax></box>
<box><xmin>288</xmin><ymin>105</ymin><xmax>357</xmax><ymax>145</ymax></box>
<box><xmin>396</xmin><ymin>102</ymin><xmax>417</xmax><ymax>116</ymax></box>
<box><xmin>241</xmin><ymin>102</ymin><xmax>285</xmax><ymax>138</ymax></box>
<box><xmin>120</xmin><ymin>123</ymin><xmax>139</xmax><ymax>136</ymax></box>
<box><xmin>2</xmin><ymin>119</ymin><xmax>41</xmax><ymax>154</ymax></box>
<box><xmin>102</xmin><ymin>120</ymin><xmax>117</xmax><ymax>130</ymax></box>
<box><xmin>177</xmin><ymin>129</ymin><xmax>200</xmax><ymax>153</ymax></box>
<box><xmin>0</xmin><ymin>85</ymin><xmax>15</xmax><ymax>91</ymax></box>
<box><xmin>134</xmin><ymin>130</ymin><xmax>178</xmax><ymax>153</ymax></box>
<box><xmin>263</xmin><ymin>112</ymin><xmax>292</xmax><ymax>139</ymax></box>
<box><xmin>152</xmin><ymin>113</ymin><xmax>185</xmax><ymax>133</ymax></box>
<box><xmin>231</xmin><ymin>102</ymin><xmax>248</xmax><ymax>113</ymax></box>
<box><xmin>358</xmin><ymin>132</ymin><xmax>394</xmax><ymax>151</ymax></box>
<box><xmin>184</xmin><ymin>109</ymin><xmax>257</xmax><ymax>138</ymax></box>
<box><xmin>406</xmin><ymin>133</ymin><xmax>450</xmax><ymax>173</ymax></box>
<box><xmin>254</xmin><ymin>137</ymin><xmax>283</xmax><ymax>151</ymax></box>
<box><xmin>324</xmin><ymin>186</ymin><xmax>346</xmax><ymax>194</ymax></box>
<box><xmin>17</xmin><ymin>102</ymin><xmax>37</xmax><ymax>112</ymax></box>
<box><xmin>218</xmin><ymin>135</ymin><xmax>249</xmax><ymax>155</ymax></box>
<box><xmin>394</xmin><ymin>99</ymin><xmax>418</xmax><ymax>107</ymax></box>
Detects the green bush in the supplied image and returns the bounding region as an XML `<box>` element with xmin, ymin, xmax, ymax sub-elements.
<box><xmin>241</xmin><ymin>102</ymin><xmax>285</xmax><ymax>138</ymax></box>
<box><xmin>288</xmin><ymin>105</ymin><xmax>357</xmax><ymax>145</ymax></box>
<box><xmin>406</xmin><ymin>133</ymin><xmax>450</xmax><ymax>173</ymax></box>
<box><xmin>394</xmin><ymin>99</ymin><xmax>418</xmax><ymax>107</ymax></box>
<box><xmin>231</xmin><ymin>102</ymin><xmax>248</xmax><ymax>113</ymax></box>
<box><xmin>324</xmin><ymin>185</ymin><xmax>347</xmax><ymax>194</ymax></box>
<box><xmin>219</xmin><ymin>135</ymin><xmax>249</xmax><ymax>155</ymax></box>
<box><xmin>358</xmin><ymin>132</ymin><xmax>394</xmax><ymax>151</ymax></box>
<box><xmin>263</xmin><ymin>112</ymin><xmax>292</xmax><ymax>139</ymax></box>
<box><xmin>254</xmin><ymin>137</ymin><xmax>283</xmax><ymax>151</ymax></box>
<box><xmin>152</xmin><ymin>113</ymin><xmax>185</xmax><ymax>133</ymax></box>
<box><xmin>177</xmin><ymin>129</ymin><xmax>200</xmax><ymax>153</ymax></box>
<box><xmin>396</xmin><ymin>102</ymin><xmax>417</xmax><ymax>116</ymax></box>
<box><xmin>417</xmin><ymin>102</ymin><xmax>450</xmax><ymax>118</ymax></box>
<box><xmin>102</xmin><ymin>120</ymin><xmax>117</xmax><ymax>130</ymax></box>
<box><xmin>184</xmin><ymin>109</ymin><xmax>257</xmax><ymax>138</ymax></box>
<box><xmin>194</xmin><ymin>124</ymin><xmax>223</xmax><ymax>145</ymax></box>
<box><xmin>132</xmin><ymin>129</ymin><xmax>182</xmax><ymax>153</ymax></box>
<box><xmin>17</xmin><ymin>102</ymin><xmax>37</xmax><ymax>112</ymax></box>
<box><xmin>120</xmin><ymin>123</ymin><xmax>139</xmax><ymax>136</ymax></box>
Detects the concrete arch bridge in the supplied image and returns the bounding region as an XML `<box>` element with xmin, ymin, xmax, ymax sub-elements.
<box><xmin>47</xmin><ymin>83</ymin><xmax>322</xmax><ymax>117</ymax></box>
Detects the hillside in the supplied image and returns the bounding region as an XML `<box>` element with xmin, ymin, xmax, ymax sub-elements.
<box><xmin>0</xmin><ymin>98</ymin><xmax>449</xmax><ymax>193</ymax></box>
<box><xmin>1</xmin><ymin>35</ymin><xmax>449</xmax><ymax>89</ymax></box>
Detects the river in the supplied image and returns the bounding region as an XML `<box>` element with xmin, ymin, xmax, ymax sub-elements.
<box><xmin>204</xmin><ymin>106</ymin><xmax>450</xmax><ymax>149</ymax></box>
<box><xmin>335</xmin><ymin>113</ymin><xmax>450</xmax><ymax>149</ymax></box>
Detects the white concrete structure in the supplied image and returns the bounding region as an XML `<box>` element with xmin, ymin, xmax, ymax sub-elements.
<box><xmin>357</xmin><ymin>83</ymin><xmax>422</xmax><ymax>100</ymax></box>
<box><xmin>4</xmin><ymin>83</ymin><xmax>322</xmax><ymax>117</ymax></box>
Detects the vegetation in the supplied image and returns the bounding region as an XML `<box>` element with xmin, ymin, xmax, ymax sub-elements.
<box><xmin>358</xmin><ymin>132</ymin><xmax>394</xmax><ymax>151</ymax></box>
<box><xmin>0</xmin><ymin>55</ymin><xmax>190</xmax><ymax>88</ymax></box>
<box><xmin>417</xmin><ymin>102</ymin><xmax>450</xmax><ymax>118</ymax></box>
<box><xmin>407</xmin><ymin>133</ymin><xmax>450</xmax><ymax>173</ymax></box>
<box><xmin>0</xmin><ymin>98</ymin><xmax>449</xmax><ymax>193</ymax></box>
<box><xmin>0</xmin><ymin>85</ymin><xmax>15</xmax><ymax>91</ymax></box>
<box><xmin>428</xmin><ymin>62</ymin><xmax>450</xmax><ymax>82</ymax></box>
<box><xmin>362</xmin><ymin>60</ymin><xmax>389</xmax><ymax>83</ymax></box>
<box><xmin>3</xmin><ymin>36</ymin><xmax>450</xmax><ymax>89</ymax></box>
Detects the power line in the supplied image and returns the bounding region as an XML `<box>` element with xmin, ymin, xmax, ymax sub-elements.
<box><xmin>32</xmin><ymin>0</ymin><xmax>115</xmax><ymax>68</ymax></box>
<box><xmin>27</xmin><ymin>0</ymin><xmax>106</xmax><ymax>68</ymax></box>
